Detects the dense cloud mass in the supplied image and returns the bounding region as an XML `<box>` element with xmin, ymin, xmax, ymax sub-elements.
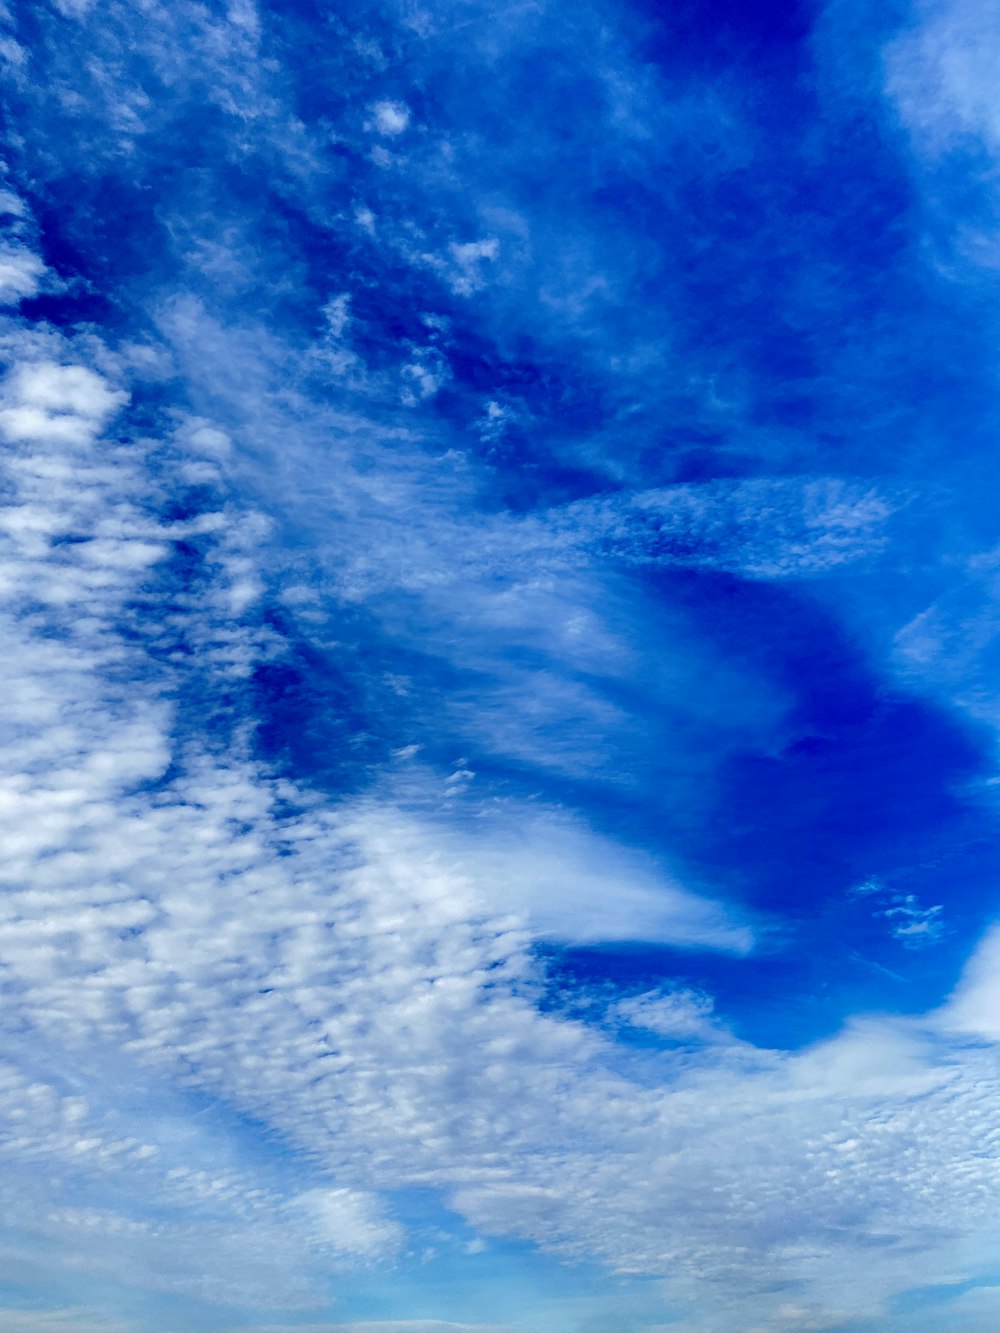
<box><xmin>3</xmin><ymin>0</ymin><xmax>1000</xmax><ymax>1330</ymax></box>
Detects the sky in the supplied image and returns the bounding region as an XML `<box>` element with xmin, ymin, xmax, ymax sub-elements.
<box><xmin>3</xmin><ymin>0</ymin><xmax>1000</xmax><ymax>1329</ymax></box>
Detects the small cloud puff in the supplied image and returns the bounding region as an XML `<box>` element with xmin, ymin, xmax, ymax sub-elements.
<box><xmin>415</xmin><ymin>238</ymin><xmax>500</xmax><ymax>297</ymax></box>
<box><xmin>610</xmin><ymin>987</ymin><xmax>720</xmax><ymax>1042</ymax></box>
<box><xmin>371</xmin><ymin>100</ymin><xmax>411</xmax><ymax>136</ymax></box>
<box><xmin>0</xmin><ymin>361</ymin><xmax>128</xmax><ymax>446</ymax></box>
<box><xmin>323</xmin><ymin>293</ymin><xmax>352</xmax><ymax>338</ymax></box>
<box><xmin>401</xmin><ymin>347</ymin><xmax>448</xmax><ymax>403</ymax></box>
<box><xmin>448</xmin><ymin>238</ymin><xmax>499</xmax><ymax>295</ymax></box>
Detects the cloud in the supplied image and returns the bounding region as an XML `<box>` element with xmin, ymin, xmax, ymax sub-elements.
<box><xmin>878</xmin><ymin>895</ymin><xmax>945</xmax><ymax>946</ymax></box>
<box><xmin>884</xmin><ymin>0</ymin><xmax>1000</xmax><ymax>156</ymax></box>
<box><xmin>295</xmin><ymin>1187</ymin><xmax>403</xmax><ymax>1259</ymax></box>
<box><xmin>371</xmin><ymin>100</ymin><xmax>411</xmax><ymax>136</ymax></box>
<box><xmin>0</xmin><ymin>241</ymin><xmax>45</xmax><ymax>304</ymax></box>
<box><xmin>851</xmin><ymin>879</ymin><xmax>947</xmax><ymax>948</ymax></box>
<box><xmin>608</xmin><ymin>987</ymin><xmax>722</xmax><ymax>1042</ymax></box>
<box><xmin>936</xmin><ymin>923</ymin><xmax>1000</xmax><ymax>1039</ymax></box>
<box><xmin>430</xmin><ymin>807</ymin><xmax>753</xmax><ymax>950</ymax></box>
<box><xmin>882</xmin><ymin>0</ymin><xmax>1000</xmax><ymax>285</ymax></box>
<box><xmin>563</xmin><ymin>477</ymin><xmax>897</xmax><ymax>578</ymax></box>
<box><xmin>0</xmin><ymin>359</ymin><xmax>128</xmax><ymax>444</ymax></box>
<box><xmin>409</xmin><ymin>237</ymin><xmax>501</xmax><ymax>297</ymax></box>
<box><xmin>891</xmin><ymin>554</ymin><xmax>1000</xmax><ymax>739</ymax></box>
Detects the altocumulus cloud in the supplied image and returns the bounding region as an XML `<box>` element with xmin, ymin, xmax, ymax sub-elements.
<box><xmin>3</xmin><ymin>0</ymin><xmax>1000</xmax><ymax>1331</ymax></box>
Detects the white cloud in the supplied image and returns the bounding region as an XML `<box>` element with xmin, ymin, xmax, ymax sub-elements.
<box><xmin>372</xmin><ymin>100</ymin><xmax>411</xmax><ymax>136</ymax></box>
<box><xmin>879</xmin><ymin>894</ymin><xmax>945</xmax><ymax>946</ymax></box>
<box><xmin>892</xmin><ymin>554</ymin><xmax>1000</xmax><ymax>737</ymax></box>
<box><xmin>401</xmin><ymin>346</ymin><xmax>449</xmax><ymax>402</ymax></box>
<box><xmin>566</xmin><ymin>476</ymin><xmax>896</xmax><ymax>578</ymax></box>
<box><xmin>0</xmin><ymin>188</ymin><xmax>27</xmax><ymax>217</ymax></box>
<box><xmin>0</xmin><ymin>360</ymin><xmax>127</xmax><ymax>444</ymax></box>
<box><xmin>439</xmin><ymin>809</ymin><xmax>753</xmax><ymax>950</ymax></box>
<box><xmin>609</xmin><ymin>987</ymin><xmax>721</xmax><ymax>1041</ymax></box>
<box><xmin>851</xmin><ymin>879</ymin><xmax>947</xmax><ymax>948</ymax></box>
<box><xmin>0</xmin><ymin>242</ymin><xmax>45</xmax><ymax>304</ymax></box>
<box><xmin>937</xmin><ymin>922</ymin><xmax>1000</xmax><ymax>1039</ymax></box>
<box><xmin>882</xmin><ymin>0</ymin><xmax>1000</xmax><ymax>278</ymax></box>
<box><xmin>414</xmin><ymin>237</ymin><xmax>500</xmax><ymax>296</ymax></box>
<box><xmin>885</xmin><ymin>0</ymin><xmax>1000</xmax><ymax>156</ymax></box>
<box><xmin>447</xmin><ymin>238</ymin><xmax>499</xmax><ymax>294</ymax></box>
<box><xmin>295</xmin><ymin>1187</ymin><xmax>403</xmax><ymax>1259</ymax></box>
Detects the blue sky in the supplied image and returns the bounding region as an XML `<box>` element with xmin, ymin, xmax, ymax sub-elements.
<box><xmin>3</xmin><ymin>0</ymin><xmax>1000</xmax><ymax>1328</ymax></box>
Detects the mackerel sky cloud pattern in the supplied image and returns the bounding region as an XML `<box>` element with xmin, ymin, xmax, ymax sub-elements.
<box><xmin>3</xmin><ymin>0</ymin><xmax>1000</xmax><ymax>1330</ymax></box>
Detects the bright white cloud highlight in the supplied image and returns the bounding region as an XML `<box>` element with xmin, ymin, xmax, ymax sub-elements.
<box><xmin>0</xmin><ymin>242</ymin><xmax>45</xmax><ymax>304</ymax></box>
<box><xmin>372</xmin><ymin>100</ymin><xmax>410</xmax><ymax>135</ymax></box>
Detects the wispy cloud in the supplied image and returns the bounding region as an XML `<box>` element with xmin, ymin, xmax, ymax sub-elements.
<box><xmin>851</xmin><ymin>880</ymin><xmax>947</xmax><ymax>948</ymax></box>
